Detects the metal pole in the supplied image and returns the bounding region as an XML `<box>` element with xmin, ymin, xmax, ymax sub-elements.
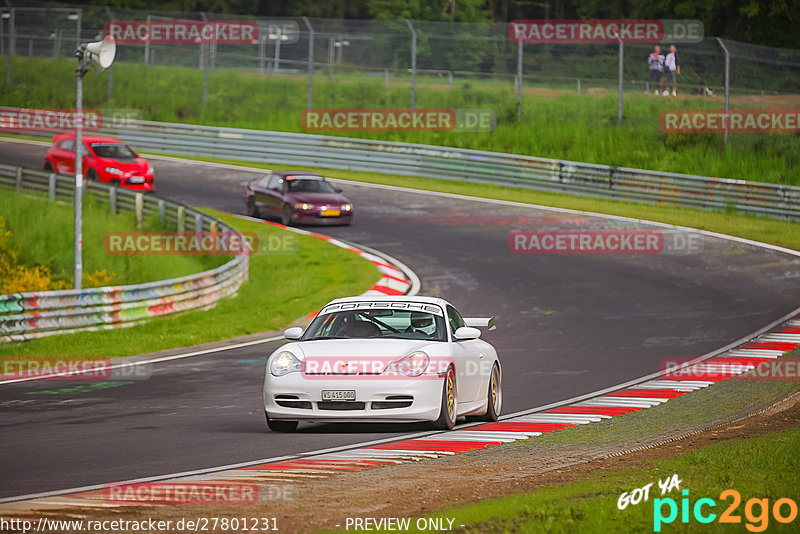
<box><xmin>716</xmin><ymin>38</ymin><xmax>730</xmax><ymax>147</ymax></box>
<box><xmin>617</xmin><ymin>40</ymin><xmax>623</xmax><ymax>124</ymax></box>
<box><xmin>516</xmin><ymin>40</ymin><xmax>522</xmax><ymax>120</ymax></box>
<box><xmin>328</xmin><ymin>36</ymin><xmax>334</xmax><ymax>82</ymax></box>
<box><xmin>302</xmin><ymin>17</ymin><xmax>314</xmax><ymax>110</ymax></box>
<box><xmin>202</xmin><ymin>43</ymin><xmax>208</xmax><ymax>108</ymax></box>
<box><xmin>76</xmin><ymin>9</ymin><xmax>81</xmax><ymax>50</ymax></box>
<box><xmin>258</xmin><ymin>34</ymin><xmax>265</xmax><ymax>73</ymax></box>
<box><xmin>273</xmin><ymin>28</ymin><xmax>281</xmax><ymax>74</ymax></box>
<box><xmin>6</xmin><ymin>8</ymin><xmax>14</xmax><ymax>86</ymax></box>
<box><xmin>74</xmin><ymin>50</ymin><xmax>86</xmax><ymax>290</ymax></box>
<box><xmin>105</xmin><ymin>7</ymin><xmax>113</xmax><ymax>102</ymax></box>
<box><xmin>406</xmin><ymin>20</ymin><xmax>416</xmax><ymax>109</ymax></box>
<box><xmin>144</xmin><ymin>15</ymin><xmax>150</xmax><ymax>66</ymax></box>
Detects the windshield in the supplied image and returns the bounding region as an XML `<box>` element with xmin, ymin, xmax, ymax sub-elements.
<box><xmin>286</xmin><ymin>178</ymin><xmax>337</xmax><ymax>194</ymax></box>
<box><xmin>91</xmin><ymin>143</ymin><xmax>137</xmax><ymax>159</ymax></box>
<box><xmin>303</xmin><ymin>308</ymin><xmax>447</xmax><ymax>342</ymax></box>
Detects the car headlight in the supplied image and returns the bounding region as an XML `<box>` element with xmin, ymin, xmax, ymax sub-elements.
<box><xmin>384</xmin><ymin>351</ymin><xmax>429</xmax><ymax>377</ymax></box>
<box><xmin>341</xmin><ymin>204</ymin><xmax>352</xmax><ymax>211</ymax></box>
<box><xmin>146</xmin><ymin>166</ymin><xmax>154</xmax><ymax>175</ymax></box>
<box><xmin>105</xmin><ymin>167</ymin><xmax>123</xmax><ymax>175</ymax></box>
<box><xmin>295</xmin><ymin>202</ymin><xmax>314</xmax><ymax>211</ymax></box>
<box><xmin>270</xmin><ymin>351</ymin><xmax>302</xmax><ymax>377</ymax></box>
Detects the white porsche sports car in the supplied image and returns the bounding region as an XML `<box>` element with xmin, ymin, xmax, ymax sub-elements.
<box><xmin>263</xmin><ymin>296</ymin><xmax>501</xmax><ymax>431</ymax></box>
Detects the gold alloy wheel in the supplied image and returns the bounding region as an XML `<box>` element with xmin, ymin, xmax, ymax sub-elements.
<box><xmin>447</xmin><ymin>373</ymin><xmax>455</xmax><ymax>420</ymax></box>
<box><xmin>490</xmin><ymin>365</ymin><xmax>501</xmax><ymax>414</ymax></box>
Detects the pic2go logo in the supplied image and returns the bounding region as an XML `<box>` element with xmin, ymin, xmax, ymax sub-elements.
<box><xmin>654</xmin><ymin>489</ymin><xmax>798</xmax><ymax>532</ymax></box>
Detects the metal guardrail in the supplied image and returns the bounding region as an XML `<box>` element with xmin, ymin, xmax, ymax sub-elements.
<box><xmin>0</xmin><ymin>164</ymin><xmax>249</xmax><ymax>342</ymax></box>
<box><xmin>94</xmin><ymin>119</ymin><xmax>800</xmax><ymax>220</ymax></box>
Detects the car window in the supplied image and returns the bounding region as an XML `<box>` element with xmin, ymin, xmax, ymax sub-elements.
<box><xmin>446</xmin><ymin>305</ymin><xmax>466</xmax><ymax>335</ymax></box>
<box><xmin>286</xmin><ymin>178</ymin><xmax>336</xmax><ymax>193</ymax></box>
<box><xmin>91</xmin><ymin>143</ymin><xmax>137</xmax><ymax>159</ymax></box>
<box><xmin>267</xmin><ymin>174</ymin><xmax>283</xmax><ymax>192</ymax></box>
<box><xmin>303</xmin><ymin>309</ymin><xmax>447</xmax><ymax>342</ymax></box>
<box><xmin>58</xmin><ymin>139</ymin><xmax>74</xmax><ymax>152</ymax></box>
<box><xmin>257</xmin><ymin>175</ymin><xmax>271</xmax><ymax>189</ymax></box>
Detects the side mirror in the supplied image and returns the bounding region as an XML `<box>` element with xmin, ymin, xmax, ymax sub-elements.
<box><xmin>454</xmin><ymin>326</ymin><xmax>481</xmax><ymax>340</ymax></box>
<box><xmin>283</xmin><ymin>327</ymin><xmax>303</xmax><ymax>340</ymax></box>
<box><xmin>334</xmin><ymin>186</ymin><xmax>343</xmax><ymax>193</ymax></box>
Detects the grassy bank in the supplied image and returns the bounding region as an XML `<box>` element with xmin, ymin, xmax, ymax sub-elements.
<box><xmin>0</xmin><ymin>210</ymin><xmax>382</xmax><ymax>357</ymax></box>
<box><xmin>0</xmin><ymin>188</ymin><xmax>226</xmax><ymax>289</ymax></box>
<box><xmin>2</xmin><ymin>56</ymin><xmax>798</xmax><ymax>185</ymax></box>
<box><xmin>408</xmin><ymin>425</ymin><xmax>800</xmax><ymax>533</ymax></box>
<box><xmin>173</xmin><ymin>156</ymin><xmax>800</xmax><ymax>252</ymax></box>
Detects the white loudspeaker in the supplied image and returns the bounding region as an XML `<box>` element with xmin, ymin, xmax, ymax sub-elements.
<box><xmin>85</xmin><ymin>37</ymin><xmax>116</xmax><ymax>74</ymax></box>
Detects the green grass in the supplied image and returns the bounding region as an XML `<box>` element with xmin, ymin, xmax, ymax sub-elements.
<box><xmin>0</xmin><ymin>209</ymin><xmax>382</xmax><ymax>357</ymax></box>
<box><xmin>3</xmin><ymin>55</ymin><xmax>798</xmax><ymax>185</ymax></box>
<box><xmin>165</xmin><ymin>155</ymin><xmax>800</xmax><ymax>252</ymax></box>
<box><xmin>320</xmin><ymin>352</ymin><xmax>800</xmax><ymax>533</ymax></box>
<box><xmin>0</xmin><ymin>188</ymin><xmax>225</xmax><ymax>286</ymax></box>
<box><xmin>399</xmin><ymin>426</ymin><xmax>800</xmax><ymax>533</ymax></box>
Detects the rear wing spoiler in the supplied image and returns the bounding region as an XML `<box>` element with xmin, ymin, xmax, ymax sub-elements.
<box><xmin>464</xmin><ymin>317</ymin><xmax>496</xmax><ymax>330</ymax></box>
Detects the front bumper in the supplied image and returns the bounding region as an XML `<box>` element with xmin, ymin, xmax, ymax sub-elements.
<box><xmin>264</xmin><ymin>373</ymin><xmax>443</xmax><ymax>422</ymax></box>
<box><xmin>292</xmin><ymin>210</ymin><xmax>353</xmax><ymax>226</ymax></box>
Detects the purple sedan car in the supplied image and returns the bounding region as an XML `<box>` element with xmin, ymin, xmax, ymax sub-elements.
<box><xmin>245</xmin><ymin>171</ymin><xmax>353</xmax><ymax>226</ymax></box>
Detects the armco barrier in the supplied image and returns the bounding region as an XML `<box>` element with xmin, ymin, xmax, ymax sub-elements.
<box><xmin>0</xmin><ymin>164</ymin><xmax>249</xmax><ymax>342</ymax></box>
<box><xmin>89</xmin><ymin>118</ymin><xmax>800</xmax><ymax>220</ymax></box>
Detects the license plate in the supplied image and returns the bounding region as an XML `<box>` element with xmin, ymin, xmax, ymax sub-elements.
<box><xmin>320</xmin><ymin>209</ymin><xmax>341</xmax><ymax>217</ymax></box>
<box><xmin>128</xmin><ymin>176</ymin><xmax>145</xmax><ymax>184</ymax></box>
<box><xmin>322</xmin><ymin>390</ymin><xmax>356</xmax><ymax>401</ymax></box>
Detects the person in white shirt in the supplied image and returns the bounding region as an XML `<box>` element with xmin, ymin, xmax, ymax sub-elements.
<box><xmin>646</xmin><ymin>46</ymin><xmax>665</xmax><ymax>96</ymax></box>
<box><xmin>664</xmin><ymin>45</ymin><xmax>681</xmax><ymax>96</ymax></box>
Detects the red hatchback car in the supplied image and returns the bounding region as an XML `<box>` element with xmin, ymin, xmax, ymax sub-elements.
<box><xmin>43</xmin><ymin>134</ymin><xmax>155</xmax><ymax>191</ymax></box>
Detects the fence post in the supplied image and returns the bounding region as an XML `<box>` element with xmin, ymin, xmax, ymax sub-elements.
<box><xmin>109</xmin><ymin>186</ymin><xmax>116</xmax><ymax>214</ymax></box>
<box><xmin>144</xmin><ymin>15</ymin><xmax>150</xmax><ymax>66</ymax></box>
<box><xmin>194</xmin><ymin>213</ymin><xmax>203</xmax><ymax>233</ymax></box>
<box><xmin>448</xmin><ymin>70</ymin><xmax>453</xmax><ymax>88</ymax></box>
<box><xmin>105</xmin><ymin>6</ymin><xmax>114</xmax><ymax>101</ymax></box>
<box><xmin>384</xmin><ymin>68</ymin><xmax>389</xmax><ymax>88</ymax></box>
<box><xmin>577</xmin><ymin>78</ymin><xmax>580</xmax><ymax>96</ymax></box>
<box><xmin>14</xmin><ymin>166</ymin><xmax>21</xmax><ymax>192</ymax></box>
<box><xmin>328</xmin><ymin>36</ymin><xmax>334</xmax><ymax>82</ymax></box>
<box><xmin>406</xmin><ymin>19</ymin><xmax>416</xmax><ymax>109</ymax></box>
<box><xmin>177</xmin><ymin>205</ymin><xmax>185</xmax><ymax>231</ymax></box>
<box><xmin>516</xmin><ymin>40</ymin><xmax>522</xmax><ymax>120</ymax></box>
<box><xmin>302</xmin><ymin>17</ymin><xmax>314</xmax><ymax>110</ymax></box>
<box><xmin>158</xmin><ymin>199</ymin><xmax>165</xmax><ymax>227</ymax></box>
<box><xmin>617</xmin><ymin>40</ymin><xmax>623</xmax><ymax>124</ymax></box>
<box><xmin>48</xmin><ymin>173</ymin><xmax>56</xmax><ymax>201</ymax></box>
<box><xmin>717</xmin><ymin>37</ymin><xmax>730</xmax><ymax>147</ymax></box>
<box><xmin>6</xmin><ymin>7</ymin><xmax>14</xmax><ymax>86</ymax></box>
<box><xmin>135</xmin><ymin>193</ymin><xmax>143</xmax><ymax>229</ymax></box>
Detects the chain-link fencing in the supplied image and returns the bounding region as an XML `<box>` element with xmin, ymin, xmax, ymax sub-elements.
<box><xmin>1</xmin><ymin>2</ymin><xmax>799</xmax><ymax>146</ymax></box>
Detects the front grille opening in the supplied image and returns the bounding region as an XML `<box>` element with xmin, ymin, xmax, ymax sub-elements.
<box><xmin>275</xmin><ymin>395</ymin><xmax>312</xmax><ymax>409</ymax></box>
<box><xmin>372</xmin><ymin>401</ymin><xmax>413</xmax><ymax>409</ymax></box>
<box><xmin>385</xmin><ymin>395</ymin><xmax>413</xmax><ymax>400</ymax></box>
<box><xmin>276</xmin><ymin>400</ymin><xmax>312</xmax><ymax>409</ymax></box>
<box><xmin>318</xmin><ymin>401</ymin><xmax>366</xmax><ymax>410</ymax></box>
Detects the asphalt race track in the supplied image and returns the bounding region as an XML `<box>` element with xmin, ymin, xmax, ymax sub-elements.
<box><xmin>1</xmin><ymin>140</ymin><xmax>799</xmax><ymax>499</ymax></box>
